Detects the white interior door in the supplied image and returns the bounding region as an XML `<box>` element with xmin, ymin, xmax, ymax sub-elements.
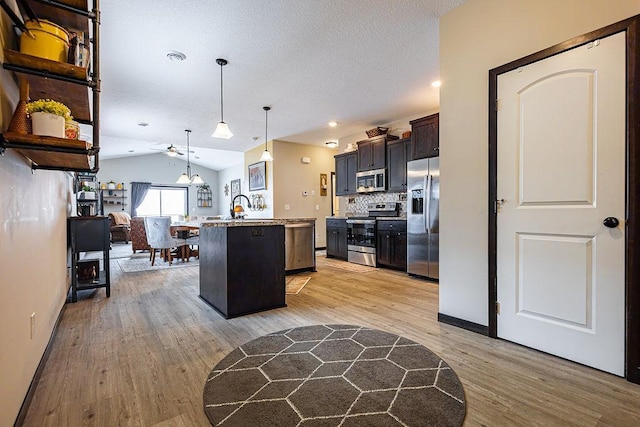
<box><xmin>496</xmin><ymin>32</ymin><xmax>626</xmax><ymax>375</ymax></box>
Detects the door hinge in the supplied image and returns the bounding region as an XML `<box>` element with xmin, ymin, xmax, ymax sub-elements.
<box><xmin>495</xmin><ymin>99</ymin><xmax>499</xmax><ymax>111</ymax></box>
<box><xmin>496</xmin><ymin>301</ymin><xmax>501</xmax><ymax>315</ymax></box>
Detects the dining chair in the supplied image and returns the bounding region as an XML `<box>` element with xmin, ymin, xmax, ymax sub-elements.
<box><xmin>184</xmin><ymin>233</ymin><xmax>199</xmax><ymax>261</ymax></box>
<box><xmin>143</xmin><ymin>216</ymin><xmax>187</xmax><ymax>266</ymax></box>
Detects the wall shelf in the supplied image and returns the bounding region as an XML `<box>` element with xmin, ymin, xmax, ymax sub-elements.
<box><xmin>0</xmin><ymin>0</ymin><xmax>100</xmax><ymax>173</ymax></box>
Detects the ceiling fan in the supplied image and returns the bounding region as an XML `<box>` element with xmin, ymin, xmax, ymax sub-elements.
<box><xmin>150</xmin><ymin>144</ymin><xmax>191</xmax><ymax>157</ymax></box>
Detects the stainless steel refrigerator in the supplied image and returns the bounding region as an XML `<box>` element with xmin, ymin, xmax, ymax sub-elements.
<box><xmin>407</xmin><ymin>157</ymin><xmax>439</xmax><ymax>279</ymax></box>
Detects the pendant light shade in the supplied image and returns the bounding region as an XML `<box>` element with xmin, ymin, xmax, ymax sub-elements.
<box><xmin>260</xmin><ymin>106</ymin><xmax>273</xmax><ymax>162</ymax></box>
<box><xmin>176</xmin><ymin>129</ymin><xmax>204</xmax><ymax>185</ymax></box>
<box><xmin>176</xmin><ymin>172</ymin><xmax>191</xmax><ymax>184</ymax></box>
<box><xmin>190</xmin><ymin>174</ymin><xmax>204</xmax><ymax>185</ymax></box>
<box><xmin>212</xmin><ymin>58</ymin><xmax>233</xmax><ymax>139</ymax></box>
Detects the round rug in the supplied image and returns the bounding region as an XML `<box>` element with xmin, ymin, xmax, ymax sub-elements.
<box><xmin>203</xmin><ymin>324</ymin><xmax>465</xmax><ymax>426</ymax></box>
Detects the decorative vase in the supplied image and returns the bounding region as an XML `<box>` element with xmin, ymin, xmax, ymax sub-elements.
<box><xmin>31</xmin><ymin>111</ymin><xmax>65</xmax><ymax>138</ymax></box>
<box><xmin>8</xmin><ymin>78</ymin><xmax>31</xmax><ymax>134</ymax></box>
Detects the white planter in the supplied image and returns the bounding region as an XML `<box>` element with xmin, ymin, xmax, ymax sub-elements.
<box><xmin>31</xmin><ymin>112</ymin><xmax>65</xmax><ymax>138</ymax></box>
<box><xmin>78</xmin><ymin>191</ymin><xmax>96</xmax><ymax>200</ymax></box>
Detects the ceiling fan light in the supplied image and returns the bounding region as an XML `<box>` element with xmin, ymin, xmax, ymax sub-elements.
<box><xmin>167</xmin><ymin>150</ymin><xmax>178</xmax><ymax>157</ymax></box>
<box><xmin>212</xmin><ymin>121</ymin><xmax>233</xmax><ymax>139</ymax></box>
<box><xmin>190</xmin><ymin>174</ymin><xmax>204</xmax><ymax>185</ymax></box>
<box><xmin>260</xmin><ymin>149</ymin><xmax>274</xmax><ymax>162</ymax></box>
<box><xmin>176</xmin><ymin>173</ymin><xmax>191</xmax><ymax>184</ymax></box>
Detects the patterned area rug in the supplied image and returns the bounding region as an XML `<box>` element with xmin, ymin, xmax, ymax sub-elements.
<box><xmin>285</xmin><ymin>277</ymin><xmax>311</xmax><ymax>295</ymax></box>
<box><xmin>203</xmin><ymin>324</ymin><xmax>466</xmax><ymax>426</ymax></box>
<box><xmin>117</xmin><ymin>257</ymin><xmax>198</xmax><ymax>273</ymax></box>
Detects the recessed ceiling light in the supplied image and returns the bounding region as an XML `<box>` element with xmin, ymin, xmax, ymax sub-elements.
<box><xmin>167</xmin><ymin>51</ymin><xmax>186</xmax><ymax>62</ymax></box>
<box><xmin>138</xmin><ymin>122</ymin><xmax>149</xmax><ymax>127</ymax></box>
<box><xmin>328</xmin><ymin>121</ymin><xmax>338</xmax><ymax>127</ymax></box>
<box><xmin>431</xmin><ymin>80</ymin><xmax>442</xmax><ymax>88</ymax></box>
<box><xmin>325</xmin><ymin>141</ymin><xmax>338</xmax><ymax>149</ymax></box>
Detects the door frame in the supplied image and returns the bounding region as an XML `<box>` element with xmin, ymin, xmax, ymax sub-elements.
<box><xmin>488</xmin><ymin>15</ymin><xmax>640</xmax><ymax>383</ymax></box>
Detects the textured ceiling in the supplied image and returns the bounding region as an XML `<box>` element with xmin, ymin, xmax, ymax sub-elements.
<box><xmin>96</xmin><ymin>0</ymin><xmax>466</xmax><ymax>170</ymax></box>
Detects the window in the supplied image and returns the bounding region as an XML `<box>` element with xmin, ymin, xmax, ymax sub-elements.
<box><xmin>137</xmin><ymin>186</ymin><xmax>188</xmax><ymax>221</ymax></box>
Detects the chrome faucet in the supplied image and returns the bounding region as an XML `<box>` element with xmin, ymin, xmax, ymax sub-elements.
<box><xmin>230</xmin><ymin>194</ymin><xmax>252</xmax><ymax>218</ymax></box>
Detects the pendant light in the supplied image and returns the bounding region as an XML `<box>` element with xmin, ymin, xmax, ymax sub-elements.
<box><xmin>176</xmin><ymin>130</ymin><xmax>204</xmax><ymax>184</ymax></box>
<box><xmin>212</xmin><ymin>58</ymin><xmax>233</xmax><ymax>139</ymax></box>
<box><xmin>260</xmin><ymin>106</ymin><xmax>274</xmax><ymax>162</ymax></box>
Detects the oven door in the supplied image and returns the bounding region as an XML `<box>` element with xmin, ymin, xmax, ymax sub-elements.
<box><xmin>346</xmin><ymin>219</ymin><xmax>376</xmax><ymax>248</ymax></box>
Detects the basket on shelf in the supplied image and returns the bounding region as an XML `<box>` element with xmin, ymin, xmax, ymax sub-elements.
<box><xmin>366</xmin><ymin>127</ymin><xmax>389</xmax><ymax>138</ymax></box>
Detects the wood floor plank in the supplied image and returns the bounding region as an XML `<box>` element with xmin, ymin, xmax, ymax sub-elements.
<box><xmin>20</xmin><ymin>251</ymin><xmax>640</xmax><ymax>426</ymax></box>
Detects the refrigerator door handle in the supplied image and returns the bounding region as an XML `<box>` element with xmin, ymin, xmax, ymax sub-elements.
<box><xmin>425</xmin><ymin>174</ymin><xmax>431</xmax><ymax>233</ymax></box>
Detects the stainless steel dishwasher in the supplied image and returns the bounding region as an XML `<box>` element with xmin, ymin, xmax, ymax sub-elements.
<box><xmin>285</xmin><ymin>221</ymin><xmax>316</xmax><ymax>272</ymax></box>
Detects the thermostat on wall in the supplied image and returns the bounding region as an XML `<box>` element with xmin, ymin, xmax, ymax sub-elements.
<box><xmin>301</xmin><ymin>157</ymin><xmax>311</xmax><ymax>164</ymax></box>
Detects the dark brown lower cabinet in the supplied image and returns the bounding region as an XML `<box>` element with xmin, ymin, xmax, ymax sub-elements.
<box><xmin>326</xmin><ymin>218</ymin><xmax>348</xmax><ymax>260</ymax></box>
<box><xmin>376</xmin><ymin>220</ymin><xmax>407</xmax><ymax>271</ymax></box>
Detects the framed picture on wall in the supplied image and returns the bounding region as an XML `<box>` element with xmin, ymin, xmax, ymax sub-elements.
<box><xmin>248</xmin><ymin>161</ymin><xmax>266</xmax><ymax>191</ymax></box>
<box><xmin>230</xmin><ymin>179</ymin><xmax>241</xmax><ymax>201</ymax></box>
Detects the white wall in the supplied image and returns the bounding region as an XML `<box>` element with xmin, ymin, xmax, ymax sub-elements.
<box><xmin>217</xmin><ymin>163</ymin><xmax>243</xmax><ymax>217</ymax></box>
<box><xmin>96</xmin><ymin>154</ymin><xmax>219</xmax><ymax>217</ymax></box>
<box><xmin>0</xmin><ymin>8</ymin><xmax>73</xmax><ymax>424</ymax></box>
<box><xmin>271</xmin><ymin>140</ymin><xmax>335</xmax><ymax>247</ymax></box>
<box><xmin>439</xmin><ymin>0</ymin><xmax>640</xmax><ymax>325</ymax></box>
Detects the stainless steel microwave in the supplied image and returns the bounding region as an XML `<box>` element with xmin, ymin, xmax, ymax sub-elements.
<box><xmin>356</xmin><ymin>168</ymin><xmax>386</xmax><ymax>193</ymax></box>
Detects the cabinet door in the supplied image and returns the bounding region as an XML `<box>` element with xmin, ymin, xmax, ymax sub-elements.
<box><xmin>392</xmin><ymin>232</ymin><xmax>407</xmax><ymax>271</ymax></box>
<box><xmin>377</xmin><ymin>230</ymin><xmax>392</xmax><ymax>266</ymax></box>
<box><xmin>357</xmin><ymin>140</ymin><xmax>373</xmax><ymax>171</ymax></box>
<box><xmin>345</xmin><ymin>153</ymin><xmax>358</xmax><ymax>194</ymax></box>
<box><xmin>335</xmin><ymin>155</ymin><xmax>347</xmax><ymax>196</ymax></box>
<box><xmin>326</xmin><ymin>228</ymin><xmax>339</xmax><ymax>257</ymax></box>
<box><xmin>410</xmin><ymin>114</ymin><xmax>439</xmax><ymax>160</ymax></box>
<box><xmin>387</xmin><ymin>139</ymin><xmax>409</xmax><ymax>192</ymax></box>
<box><xmin>337</xmin><ymin>227</ymin><xmax>349</xmax><ymax>259</ymax></box>
<box><xmin>371</xmin><ymin>138</ymin><xmax>387</xmax><ymax>169</ymax></box>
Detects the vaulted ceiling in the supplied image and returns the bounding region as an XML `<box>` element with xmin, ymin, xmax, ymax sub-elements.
<box><xmin>96</xmin><ymin>0</ymin><xmax>466</xmax><ymax>170</ymax></box>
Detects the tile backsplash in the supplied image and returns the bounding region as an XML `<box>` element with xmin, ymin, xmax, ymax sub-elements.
<box><xmin>343</xmin><ymin>192</ymin><xmax>407</xmax><ymax>216</ymax></box>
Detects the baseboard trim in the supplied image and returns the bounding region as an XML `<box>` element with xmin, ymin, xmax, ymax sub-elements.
<box><xmin>14</xmin><ymin>304</ymin><xmax>66</xmax><ymax>427</ymax></box>
<box><xmin>438</xmin><ymin>312</ymin><xmax>489</xmax><ymax>336</ymax></box>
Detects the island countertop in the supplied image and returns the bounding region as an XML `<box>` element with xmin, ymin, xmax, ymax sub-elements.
<box><xmin>199</xmin><ymin>218</ymin><xmax>315</xmax><ymax>227</ymax></box>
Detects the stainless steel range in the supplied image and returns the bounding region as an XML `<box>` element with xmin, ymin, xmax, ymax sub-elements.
<box><xmin>346</xmin><ymin>203</ymin><xmax>399</xmax><ymax>267</ymax></box>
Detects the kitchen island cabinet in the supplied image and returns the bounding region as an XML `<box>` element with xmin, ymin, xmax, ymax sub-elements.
<box><xmin>199</xmin><ymin>220</ymin><xmax>286</xmax><ymax>318</ymax></box>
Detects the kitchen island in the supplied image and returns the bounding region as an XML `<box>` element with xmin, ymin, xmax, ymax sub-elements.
<box><xmin>198</xmin><ymin>219</ymin><xmax>302</xmax><ymax>319</ymax></box>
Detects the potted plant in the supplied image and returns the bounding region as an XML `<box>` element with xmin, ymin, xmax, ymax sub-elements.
<box><xmin>107</xmin><ymin>180</ymin><xmax>116</xmax><ymax>190</ymax></box>
<box><xmin>26</xmin><ymin>99</ymin><xmax>73</xmax><ymax>138</ymax></box>
<box><xmin>79</xmin><ymin>185</ymin><xmax>96</xmax><ymax>200</ymax></box>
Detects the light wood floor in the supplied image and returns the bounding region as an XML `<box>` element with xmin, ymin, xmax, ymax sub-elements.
<box><xmin>23</xmin><ymin>250</ymin><xmax>640</xmax><ymax>426</ymax></box>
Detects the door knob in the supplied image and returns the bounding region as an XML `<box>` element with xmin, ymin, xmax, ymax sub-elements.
<box><xmin>603</xmin><ymin>217</ymin><xmax>620</xmax><ymax>228</ymax></box>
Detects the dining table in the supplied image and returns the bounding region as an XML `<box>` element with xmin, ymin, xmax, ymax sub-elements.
<box><xmin>170</xmin><ymin>222</ymin><xmax>200</xmax><ymax>261</ymax></box>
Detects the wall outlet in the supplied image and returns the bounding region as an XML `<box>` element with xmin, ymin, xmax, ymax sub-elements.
<box><xmin>30</xmin><ymin>313</ymin><xmax>36</xmax><ymax>339</ymax></box>
<box><xmin>284</xmin><ymin>204</ymin><xmax>291</xmax><ymax>211</ymax></box>
<box><xmin>315</xmin><ymin>204</ymin><xmax>320</xmax><ymax>210</ymax></box>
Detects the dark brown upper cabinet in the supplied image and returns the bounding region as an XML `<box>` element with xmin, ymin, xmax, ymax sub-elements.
<box><xmin>335</xmin><ymin>151</ymin><xmax>358</xmax><ymax>195</ymax></box>
<box><xmin>410</xmin><ymin>113</ymin><xmax>439</xmax><ymax>159</ymax></box>
<box><xmin>357</xmin><ymin>135</ymin><xmax>398</xmax><ymax>172</ymax></box>
<box><xmin>387</xmin><ymin>137</ymin><xmax>411</xmax><ymax>192</ymax></box>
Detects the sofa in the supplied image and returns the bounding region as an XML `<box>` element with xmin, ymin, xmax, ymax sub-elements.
<box><xmin>108</xmin><ymin>212</ymin><xmax>131</xmax><ymax>243</ymax></box>
<box><xmin>130</xmin><ymin>216</ymin><xmax>151</xmax><ymax>253</ymax></box>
